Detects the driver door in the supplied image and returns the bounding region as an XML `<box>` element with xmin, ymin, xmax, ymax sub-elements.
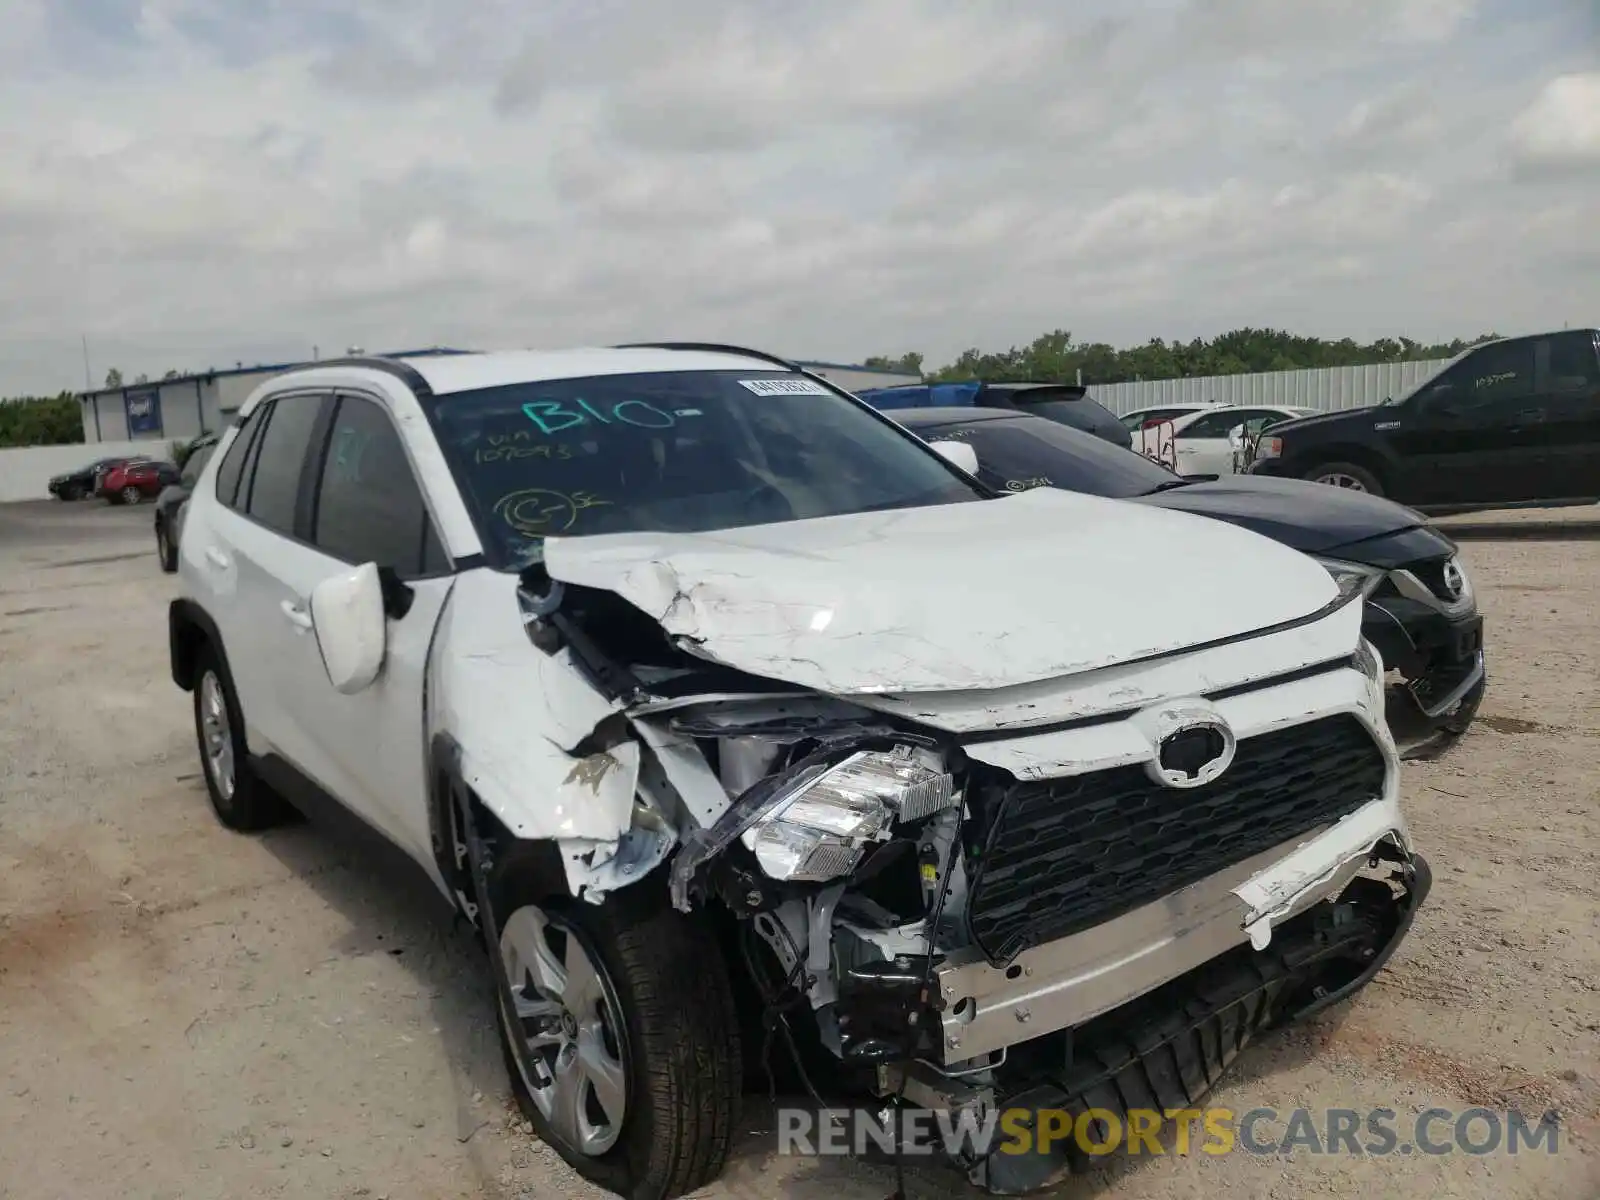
<box><xmin>284</xmin><ymin>390</ymin><xmax>456</xmax><ymax>870</ymax></box>
<box><xmin>1391</xmin><ymin>338</ymin><xmax>1546</xmax><ymax>506</ymax></box>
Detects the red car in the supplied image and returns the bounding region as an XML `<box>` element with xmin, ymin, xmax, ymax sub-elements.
<box><xmin>98</xmin><ymin>458</ymin><xmax>180</xmax><ymax>505</ymax></box>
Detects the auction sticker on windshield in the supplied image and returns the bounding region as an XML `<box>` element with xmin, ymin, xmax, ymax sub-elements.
<box><xmin>739</xmin><ymin>378</ymin><xmax>833</xmax><ymax>396</ymax></box>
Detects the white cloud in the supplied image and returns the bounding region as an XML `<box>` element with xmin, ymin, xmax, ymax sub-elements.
<box><xmin>1510</xmin><ymin>72</ymin><xmax>1600</xmax><ymax>171</ymax></box>
<box><xmin>0</xmin><ymin>0</ymin><xmax>1595</xmax><ymax>395</ymax></box>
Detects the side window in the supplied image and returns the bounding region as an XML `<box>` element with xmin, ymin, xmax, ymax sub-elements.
<box><xmin>1418</xmin><ymin>342</ymin><xmax>1536</xmax><ymax>421</ymax></box>
<box><xmin>181</xmin><ymin>443</ymin><xmax>216</xmax><ymax>487</ymax></box>
<box><xmin>245</xmin><ymin>396</ymin><xmax>327</xmax><ymax>535</ymax></box>
<box><xmin>1181</xmin><ymin>410</ymin><xmax>1246</xmax><ymax>438</ymax></box>
<box><xmin>213</xmin><ymin>418</ymin><xmax>259</xmax><ymax>507</ymax></box>
<box><xmin>311</xmin><ymin>395</ymin><xmax>447</xmax><ymax>578</ymax></box>
<box><xmin>1537</xmin><ymin>332</ymin><xmax>1600</xmax><ymax>393</ymax></box>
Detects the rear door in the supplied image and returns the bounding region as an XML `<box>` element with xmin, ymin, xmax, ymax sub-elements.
<box><xmin>1532</xmin><ymin>330</ymin><xmax>1600</xmax><ymax>500</ymax></box>
<box><xmin>197</xmin><ymin>391</ymin><xmax>334</xmax><ymax>768</ymax></box>
<box><xmin>272</xmin><ymin>390</ymin><xmax>456</xmax><ymax>865</ymax></box>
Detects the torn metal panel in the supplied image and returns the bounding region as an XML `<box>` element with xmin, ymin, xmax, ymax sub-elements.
<box><xmin>628</xmin><ymin>717</ymin><xmax>733</xmax><ymax>829</ymax></box>
<box><xmin>431</xmin><ymin>569</ymin><xmax>629</xmax><ymax>840</ymax></box>
<box><xmin>557</xmin><ymin>806</ymin><xmax>676</xmax><ymax>904</ymax></box>
<box><xmin>543</xmin><ymin>487</ymin><xmax>1340</xmax><ymax>697</ymax></box>
<box><xmin>1232</xmin><ymin>798</ymin><xmax>1412</xmax><ymax>950</ymax></box>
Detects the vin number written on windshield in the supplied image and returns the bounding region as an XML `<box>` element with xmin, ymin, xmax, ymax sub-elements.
<box><xmin>518</xmin><ymin>378</ymin><xmax>828</xmax><ymax>436</ymax></box>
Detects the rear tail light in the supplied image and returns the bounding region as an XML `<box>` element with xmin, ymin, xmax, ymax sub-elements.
<box><xmin>1256</xmin><ymin>436</ymin><xmax>1283</xmax><ymax>460</ymax></box>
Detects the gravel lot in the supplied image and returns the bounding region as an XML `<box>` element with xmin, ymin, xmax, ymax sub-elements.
<box><xmin>1</xmin><ymin>499</ymin><xmax>1596</xmax><ymax>1200</ymax></box>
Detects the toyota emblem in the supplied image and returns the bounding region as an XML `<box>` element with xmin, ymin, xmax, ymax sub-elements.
<box><xmin>1137</xmin><ymin>702</ymin><xmax>1238</xmax><ymax>790</ymax></box>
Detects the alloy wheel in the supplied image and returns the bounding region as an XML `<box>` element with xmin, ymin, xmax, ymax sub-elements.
<box><xmin>1315</xmin><ymin>472</ymin><xmax>1368</xmax><ymax>491</ymax></box>
<box><xmin>198</xmin><ymin>670</ymin><xmax>235</xmax><ymax>801</ymax></box>
<box><xmin>499</xmin><ymin>905</ymin><xmax>629</xmax><ymax>1157</ymax></box>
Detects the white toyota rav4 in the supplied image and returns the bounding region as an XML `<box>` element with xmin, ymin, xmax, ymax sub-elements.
<box><xmin>170</xmin><ymin>344</ymin><xmax>1430</xmax><ymax>1198</ymax></box>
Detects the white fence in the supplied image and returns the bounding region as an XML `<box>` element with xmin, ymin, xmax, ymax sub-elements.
<box><xmin>1087</xmin><ymin>358</ymin><xmax>1452</xmax><ymax>416</ymax></box>
<box><xmin>0</xmin><ymin>440</ymin><xmax>158</xmax><ymax>504</ymax></box>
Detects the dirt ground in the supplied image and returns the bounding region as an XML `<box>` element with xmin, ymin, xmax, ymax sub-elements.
<box><xmin>1</xmin><ymin>499</ymin><xmax>1596</xmax><ymax>1200</ymax></box>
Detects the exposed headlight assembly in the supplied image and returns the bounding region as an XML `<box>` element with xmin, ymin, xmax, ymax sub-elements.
<box><xmin>741</xmin><ymin>749</ymin><xmax>955</xmax><ymax>883</ymax></box>
<box><xmin>1316</xmin><ymin>557</ymin><xmax>1386</xmax><ymax>602</ymax></box>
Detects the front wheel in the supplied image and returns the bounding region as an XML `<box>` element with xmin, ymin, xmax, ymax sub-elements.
<box><xmin>1304</xmin><ymin>461</ymin><xmax>1383</xmax><ymax>496</ymax></box>
<box><xmin>492</xmin><ymin>880</ymin><xmax>741</xmax><ymax>1200</ymax></box>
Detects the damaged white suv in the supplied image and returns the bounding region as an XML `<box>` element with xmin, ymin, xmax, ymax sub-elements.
<box><xmin>170</xmin><ymin>345</ymin><xmax>1430</xmax><ymax>1198</ymax></box>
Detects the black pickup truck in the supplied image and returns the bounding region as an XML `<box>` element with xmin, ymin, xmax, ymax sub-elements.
<box><xmin>1250</xmin><ymin>328</ymin><xmax>1600</xmax><ymax>514</ymax></box>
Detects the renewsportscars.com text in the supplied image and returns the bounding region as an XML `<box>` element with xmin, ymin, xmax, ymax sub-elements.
<box><xmin>777</xmin><ymin>1105</ymin><xmax>1562</xmax><ymax>1159</ymax></box>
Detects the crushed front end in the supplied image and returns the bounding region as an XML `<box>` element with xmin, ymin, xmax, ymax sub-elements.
<box><xmin>656</xmin><ymin>639</ymin><xmax>1428</xmax><ymax>1193</ymax></box>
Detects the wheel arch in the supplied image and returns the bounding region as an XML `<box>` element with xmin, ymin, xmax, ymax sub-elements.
<box><xmin>169</xmin><ymin>598</ymin><xmax>224</xmax><ymax>693</ymax></box>
<box><xmin>429</xmin><ymin>732</ymin><xmax>572</xmax><ymax>929</ymax></box>
<box><xmin>1291</xmin><ymin>443</ymin><xmax>1393</xmax><ymax>488</ymax></box>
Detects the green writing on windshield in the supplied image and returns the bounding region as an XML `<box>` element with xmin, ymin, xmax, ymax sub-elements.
<box><xmin>521</xmin><ymin>398</ymin><xmax>683</xmax><ymax>435</ymax></box>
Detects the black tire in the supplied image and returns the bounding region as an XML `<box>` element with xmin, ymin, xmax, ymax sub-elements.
<box><xmin>191</xmin><ymin>644</ymin><xmax>291</xmax><ymax>832</ymax></box>
<box><xmin>1303</xmin><ymin>460</ymin><xmax>1384</xmax><ymax>496</ymax></box>
<box><xmin>491</xmin><ymin>870</ymin><xmax>742</xmax><ymax>1200</ymax></box>
<box><xmin>1438</xmin><ymin>670</ymin><xmax>1487</xmax><ymax>737</ymax></box>
<box><xmin>60</xmin><ymin>484</ymin><xmax>82</xmax><ymax>501</ymax></box>
<box><xmin>156</xmin><ymin>519</ymin><xmax>178</xmax><ymax>573</ymax></box>
<box><xmin>120</xmin><ymin>485</ymin><xmax>144</xmax><ymax>505</ymax></box>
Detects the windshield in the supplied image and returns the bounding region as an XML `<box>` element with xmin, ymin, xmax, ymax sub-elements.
<box><xmin>427</xmin><ymin>370</ymin><xmax>986</xmax><ymax>567</ymax></box>
<box><xmin>924</xmin><ymin>415</ymin><xmax>1183</xmax><ymax>499</ymax></box>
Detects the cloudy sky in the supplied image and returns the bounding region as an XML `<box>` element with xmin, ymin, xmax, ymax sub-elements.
<box><xmin>1</xmin><ymin>0</ymin><xmax>1596</xmax><ymax>395</ymax></box>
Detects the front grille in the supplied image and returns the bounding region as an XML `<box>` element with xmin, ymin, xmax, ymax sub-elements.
<box><xmin>963</xmin><ymin>715</ymin><xmax>1387</xmax><ymax>964</ymax></box>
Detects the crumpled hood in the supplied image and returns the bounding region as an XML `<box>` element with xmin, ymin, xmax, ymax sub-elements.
<box><xmin>542</xmin><ymin>488</ymin><xmax>1339</xmax><ymax>696</ymax></box>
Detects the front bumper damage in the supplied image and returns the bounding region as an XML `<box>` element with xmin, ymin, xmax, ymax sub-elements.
<box><xmin>932</xmin><ymin>797</ymin><xmax>1414</xmax><ymax>1064</ymax></box>
<box><xmin>884</xmin><ymin>815</ymin><xmax>1429</xmax><ymax>1193</ymax></box>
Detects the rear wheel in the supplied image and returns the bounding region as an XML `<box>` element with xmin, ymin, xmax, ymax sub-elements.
<box><xmin>491</xmin><ymin>876</ymin><xmax>741</xmax><ymax>1200</ymax></box>
<box><xmin>60</xmin><ymin>483</ymin><xmax>83</xmax><ymax>501</ymax></box>
<box><xmin>192</xmin><ymin>646</ymin><xmax>290</xmax><ymax>831</ymax></box>
<box><xmin>156</xmin><ymin>519</ymin><xmax>178</xmax><ymax>573</ymax></box>
<box><xmin>120</xmin><ymin>485</ymin><xmax>143</xmax><ymax>505</ymax></box>
<box><xmin>1304</xmin><ymin>461</ymin><xmax>1383</xmax><ymax>496</ymax></box>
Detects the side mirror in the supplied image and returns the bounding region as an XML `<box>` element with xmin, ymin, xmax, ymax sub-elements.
<box><xmin>309</xmin><ymin>562</ymin><xmax>388</xmax><ymax>694</ymax></box>
<box><xmin>928</xmin><ymin>440</ymin><xmax>980</xmax><ymax>475</ymax></box>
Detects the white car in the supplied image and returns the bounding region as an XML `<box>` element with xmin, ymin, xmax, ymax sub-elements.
<box><xmin>169</xmin><ymin>345</ymin><xmax>1429</xmax><ymax>1197</ymax></box>
<box><xmin>1117</xmin><ymin>402</ymin><xmax>1232</xmax><ymax>434</ymax></box>
<box><xmin>1146</xmin><ymin>405</ymin><xmax>1319</xmax><ymax>476</ymax></box>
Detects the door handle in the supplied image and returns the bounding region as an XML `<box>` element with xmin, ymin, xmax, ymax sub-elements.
<box><xmin>280</xmin><ymin>600</ymin><xmax>313</xmax><ymax>630</ymax></box>
<box><xmin>204</xmin><ymin>547</ymin><xmax>230</xmax><ymax>569</ymax></box>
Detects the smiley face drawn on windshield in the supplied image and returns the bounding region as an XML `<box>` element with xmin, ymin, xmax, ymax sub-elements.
<box><xmin>493</xmin><ymin>489</ymin><xmax>611</xmax><ymax>537</ymax></box>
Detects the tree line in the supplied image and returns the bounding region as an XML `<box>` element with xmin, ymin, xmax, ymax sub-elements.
<box><xmin>0</xmin><ymin>367</ymin><xmax>186</xmax><ymax>449</ymax></box>
<box><xmin>1</xmin><ymin>329</ymin><xmax>1502</xmax><ymax>449</ymax></box>
<box><xmin>864</xmin><ymin>327</ymin><xmax>1499</xmax><ymax>384</ymax></box>
<box><xmin>0</xmin><ymin>393</ymin><xmax>82</xmax><ymax>448</ymax></box>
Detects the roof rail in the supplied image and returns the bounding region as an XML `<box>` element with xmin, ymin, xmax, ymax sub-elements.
<box><xmin>292</xmin><ymin>355</ymin><xmax>437</xmax><ymax>399</ymax></box>
<box><xmin>614</xmin><ymin>342</ymin><xmax>801</xmax><ymax>372</ymax></box>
